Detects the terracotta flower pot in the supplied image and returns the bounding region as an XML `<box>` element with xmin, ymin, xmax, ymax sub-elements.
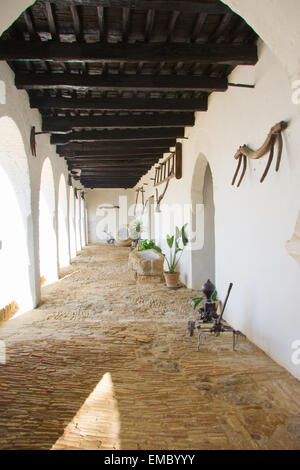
<box><xmin>164</xmin><ymin>271</ymin><xmax>180</xmax><ymax>288</ymax></box>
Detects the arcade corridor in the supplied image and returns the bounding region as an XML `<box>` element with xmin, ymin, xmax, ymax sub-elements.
<box><xmin>0</xmin><ymin>244</ymin><xmax>299</xmax><ymax>450</ymax></box>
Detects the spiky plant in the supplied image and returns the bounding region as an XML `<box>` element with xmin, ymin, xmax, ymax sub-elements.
<box><xmin>164</xmin><ymin>224</ymin><xmax>188</xmax><ymax>273</ymax></box>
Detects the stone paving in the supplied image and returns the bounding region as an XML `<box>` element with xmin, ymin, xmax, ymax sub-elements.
<box><xmin>0</xmin><ymin>244</ymin><xmax>299</xmax><ymax>450</ymax></box>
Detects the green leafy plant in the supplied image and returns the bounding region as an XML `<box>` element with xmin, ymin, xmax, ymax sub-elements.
<box><xmin>190</xmin><ymin>290</ymin><xmax>218</xmax><ymax>310</ymax></box>
<box><xmin>129</xmin><ymin>219</ymin><xmax>143</xmax><ymax>241</ymax></box>
<box><xmin>135</xmin><ymin>239</ymin><xmax>162</xmax><ymax>253</ymax></box>
<box><xmin>163</xmin><ymin>224</ymin><xmax>188</xmax><ymax>274</ymax></box>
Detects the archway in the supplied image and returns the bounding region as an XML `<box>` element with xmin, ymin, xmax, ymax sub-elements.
<box><xmin>69</xmin><ymin>186</ymin><xmax>77</xmax><ymax>259</ymax></box>
<box><xmin>57</xmin><ymin>174</ymin><xmax>70</xmax><ymax>269</ymax></box>
<box><xmin>75</xmin><ymin>191</ymin><xmax>81</xmax><ymax>252</ymax></box>
<box><xmin>39</xmin><ymin>158</ymin><xmax>57</xmax><ymax>285</ymax></box>
<box><xmin>80</xmin><ymin>195</ymin><xmax>86</xmax><ymax>248</ymax></box>
<box><xmin>190</xmin><ymin>155</ymin><xmax>215</xmax><ymax>290</ymax></box>
<box><xmin>0</xmin><ymin>116</ymin><xmax>34</xmax><ymax>317</ymax></box>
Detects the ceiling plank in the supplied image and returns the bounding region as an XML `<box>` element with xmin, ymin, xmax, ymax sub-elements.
<box><xmin>144</xmin><ymin>9</ymin><xmax>155</xmax><ymax>42</ymax></box>
<box><xmin>43</xmin><ymin>114</ymin><xmax>195</xmax><ymax>132</ymax></box>
<box><xmin>16</xmin><ymin>73</ymin><xmax>227</xmax><ymax>93</ymax></box>
<box><xmin>1</xmin><ymin>42</ymin><xmax>257</xmax><ymax>65</ymax></box>
<box><xmin>70</xmin><ymin>5</ymin><xmax>83</xmax><ymax>42</ymax></box>
<box><xmin>22</xmin><ymin>11</ymin><xmax>38</xmax><ymax>41</ymax></box>
<box><xmin>30</xmin><ymin>96</ymin><xmax>208</xmax><ymax>112</ymax></box>
<box><xmin>45</xmin><ymin>2</ymin><xmax>58</xmax><ymax>40</ymax></box>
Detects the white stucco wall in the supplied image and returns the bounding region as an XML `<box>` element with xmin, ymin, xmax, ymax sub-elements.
<box><xmin>136</xmin><ymin>41</ymin><xmax>300</xmax><ymax>379</ymax></box>
<box><xmin>0</xmin><ymin>60</ymin><xmax>79</xmax><ymax>310</ymax></box>
<box><xmin>0</xmin><ymin>1</ymin><xmax>35</xmax><ymax>36</ymax></box>
<box><xmin>86</xmin><ymin>189</ymin><xmax>136</xmax><ymax>243</ymax></box>
<box><xmin>222</xmin><ymin>0</ymin><xmax>300</xmax><ymax>84</ymax></box>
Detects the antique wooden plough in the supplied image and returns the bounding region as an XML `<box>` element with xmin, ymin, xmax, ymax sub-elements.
<box><xmin>232</xmin><ymin>121</ymin><xmax>288</xmax><ymax>187</ymax></box>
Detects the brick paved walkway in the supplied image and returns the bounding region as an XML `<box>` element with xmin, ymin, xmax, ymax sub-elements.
<box><xmin>0</xmin><ymin>244</ymin><xmax>299</xmax><ymax>450</ymax></box>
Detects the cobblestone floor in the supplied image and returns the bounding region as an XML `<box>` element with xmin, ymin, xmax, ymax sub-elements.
<box><xmin>0</xmin><ymin>244</ymin><xmax>299</xmax><ymax>450</ymax></box>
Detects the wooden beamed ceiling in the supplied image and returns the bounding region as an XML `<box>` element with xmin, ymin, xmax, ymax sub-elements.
<box><xmin>0</xmin><ymin>0</ymin><xmax>258</xmax><ymax>188</ymax></box>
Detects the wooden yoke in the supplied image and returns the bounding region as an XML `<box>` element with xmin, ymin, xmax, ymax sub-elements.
<box><xmin>232</xmin><ymin>121</ymin><xmax>288</xmax><ymax>187</ymax></box>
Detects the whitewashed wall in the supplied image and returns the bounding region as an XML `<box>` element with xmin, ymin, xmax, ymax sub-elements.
<box><xmin>86</xmin><ymin>189</ymin><xmax>136</xmax><ymax>243</ymax></box>
<box><xmin>0</xmin><ymin>60</ymin><xmax>83</xmax><ymax>312</ymax></box>
<box><xmin>136</xmin><ymin>41</ymin><xmax>300</xmax><ymax>379</ymax></box>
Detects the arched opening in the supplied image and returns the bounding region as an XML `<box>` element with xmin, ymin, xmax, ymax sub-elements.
<box><xmin>80</xmin><ymin>195</ymin><xmax>86</xmax><ymax>247</ymax></box>
<box><xmin>85</xmin><ymin>206</ymin><xmax>89</xmax><ymax>246</ymax></box>
<box><xmin>58</xmin><ymin>174</ymin><xmax>70</xmax><ymax>269</ymax></box>
<box><xmin>0</xmin><ymin>116</ymin><xmax>34</xmax><ymax>317</ymax></box>
<box><xmin>39</xmin><ymin>158</ymin><xmax>57</xmax><ymax>285</ymax></box>
<box><xmin>69</xmin><ymin>186</ymin><xmax>77</xmax><ymax>259</ymax></box>
<box><xmin>149</xmin><ymin>196</ymin><xmax>155</xmax><ymax>240</ymax></box>
<box><xmin>190</xmin><ymin>155</ymin><xmax>215</xmax><ymax>290</ymax></box>
<box><xmin>75</xmin><ymin>191</ymin><xmax>81</xmax><ymax>252</ymax></box>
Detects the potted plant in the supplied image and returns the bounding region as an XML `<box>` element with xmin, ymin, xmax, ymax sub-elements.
<box><xmin>163</xmin><ymin>224</ymin><xmax>188</xmax><ymax>288</ymax></box>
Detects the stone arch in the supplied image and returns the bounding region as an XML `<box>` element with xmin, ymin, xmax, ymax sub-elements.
<box><xmin>0</xmin><ymin>115</ymin><xmax>35</xmax><ymax>317</ymax></box>
<box><xmin>57</xmin><ymin>173</ymin><xmax>70</xmax><ymax>269</ymax></box>
<box><xmin>75</xmin><ymin>190</ymin><xmax>81</xmax><ymax>252</ymax></box>
<box><xmin>39</xmin><ymin>158</ymin><xmax>57</xmax><ymax>285</ymax></box>
<box><xmin>190</xmin><ymin>154</ymin><xmax>215</xmax><ymax>290</ymax></box>
<box><xmin>80</xmin><ymin>194</ymin><xmax>86</xmax><ymax>248</ymax></box>
<box><xmin>69</xmin><ymin>186</ymin><xmax>77</xmax><ymax>259</ymax></box>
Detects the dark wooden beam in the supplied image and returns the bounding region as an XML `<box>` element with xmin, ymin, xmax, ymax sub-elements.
<box><xmin>70</xmin><ymin>5</ymin><xmax>83</xmax><ymax>42</ymax></box>
<box><xmin>83</xmin><ymin>184</ymin><xmax>136</xmax><ymax>188</ymax></box>
<box><xmin>81</xmin><ymin>178</ymin><xmax>139</xmax><ymax>183</ymax></box>
<box><xmin>23</xmin><ymin>11</ymin><xmax>38</xmax><ymax>41</ymax></box>
<box><xmin>144</xmin><ymin>9</ymin><xmax>155</xmax><ymax>42</ymax></box>
<box><xmin>68</xmin><ymin>162</ymin><xmax>152</xmax><ymax>172</ymax></box>
<box><xmin>68</xmin><ymin>159</ymin><xmax>156</xmax><ymax>167</ymax></box>
<box><xmin>48</xmin><ymin>1</ymin><xmax>229</xmax><ymax>15</ymax></box>
<box><xmin>1</xmin><ymin>41</ymin><xmax>257</xmax><ymax>65</ymax></box>
<box><xmin>65</xmin><ymin>153</ymin><xmax>162</xmax><ymax>160</ymax></box>
<box><xmin>67</xmin><ymin>156</ymin><xmax>159</xmax><ymax>163</ymax></box>
<box><xmin>81</xmin><ymin>182</ymin><xmax>140</xmax><ymax>187</ymax></box>
<box><xmin>81</xmin><ymin>171</ymin><xmax>147</xmax><ymax>176</ymax></box>
<box><xmin>81</xmin><ymin>182</ymin><xmax>138</xmax><ymax>187</ymax></box>
<box><xmin>97</xmin><ymin>6</ymin><xmax>105</xmax><ymax>41</ymax></box>
<box><xmin>43</xmin><ymin>113</ymin><xmax>195</xmax><ymax>132</ymax></box>
<box><xmin>16</xmin><ymin>73</ymin><xmax>227</xmax><ymax>93</ymax></box>
<box><xmin>166</xmin><ymin>11</ymin><xmax>180</xmax><ymax>42</ymax></box>
<box><xmin>61</xmin><ymin>148</ymin><xmax>170</xmax><ymax>157</ymax></box>
<box><xmin>80</xmin><ymin>172</ymin><xmax>140</xmax><ymax>176</ymax></box>
<box><xmin>51</xmin><ymin>128</ymin><xmax>185</xmax><ymax>144</ymax></box>
<box><xmin>57</xmin><ymin>139</ymin><xmax>176</xmax><ymax>154</ymax></box>
<box><xmin>191</xmin><ymin>12</ymin><xmax>207</xmax><ymax>42</ymax></box>
<box><xmin>79</xmin><ymin>166</ymin><xmax>151</xmax><ymax>171</ymax></box>
<box><xmin>81</xmin><ymin>170</ymin><xmax>145</xmax><ymax>174</ymax></box>
<box><xmin>30</xmin><ymin>95</ymin><xmax>208</xmax><ymax>112</ymax></box>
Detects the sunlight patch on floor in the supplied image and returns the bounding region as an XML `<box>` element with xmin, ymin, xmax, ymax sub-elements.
<box><xmin>52</xmin><ymin>372</ymin><xmax>121</xmax><ymax>450</ymax></box>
